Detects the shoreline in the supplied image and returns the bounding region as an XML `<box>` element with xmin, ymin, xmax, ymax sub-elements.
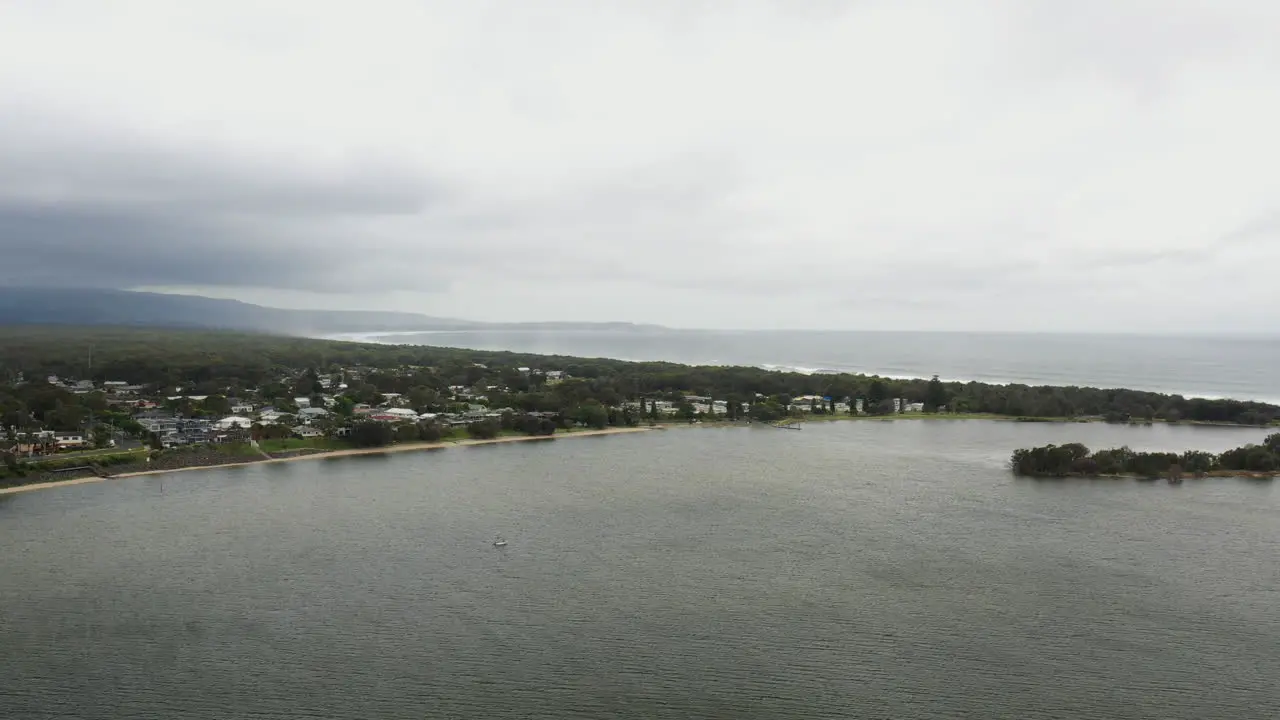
<box><xmin>5</xmin><ymin>415</ymin><xmax>1272</xmax><ymax>498</ymax></box>
<box><xmin>0</xmin><ymin>427</ymin><xmax>652</xmax><ymax>496</ymax></box>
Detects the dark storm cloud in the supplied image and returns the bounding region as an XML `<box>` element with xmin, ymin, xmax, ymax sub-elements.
<box><xmin>0</xmin><ymin>117</ymin><xmax>450</xmax><ymax>291</ymax></box>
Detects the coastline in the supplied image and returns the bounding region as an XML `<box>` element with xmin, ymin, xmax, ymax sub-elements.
<box><xmin>0</xmin><ymin>427</ymin><xmax>652</xmax><ymax>496</ymax></box>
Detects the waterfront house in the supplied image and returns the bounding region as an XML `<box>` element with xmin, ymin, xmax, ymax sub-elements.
<box><xmin>53</xmin><ymin>433</ymin><xmax>87</xmax><ymax>449</ymax></box>
<box><xmin>292</xmin><ymin>425</ymin><xmax>324</xmax><ymax>439</ymax></box>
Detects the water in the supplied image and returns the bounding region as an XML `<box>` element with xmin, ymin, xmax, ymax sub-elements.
<box><xmin>334</xmin><ymin>329</ymin><xmax>1280</xmax><ymax>403</ymax></box>
<box><xmin>3</xmin><ymin>421</ymin><xmax>1278</xmax><ymax>719</ymax></box>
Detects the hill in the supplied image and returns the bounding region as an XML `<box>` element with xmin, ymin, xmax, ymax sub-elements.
<box><xmin>0</xmin><ymin>287</ymin><xmax>661</xmax><ymax>335</ymax></box>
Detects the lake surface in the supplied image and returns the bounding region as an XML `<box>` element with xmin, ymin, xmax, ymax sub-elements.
<box><xmin>3</xmin><ymin>421</ymin><xmax>1278</xmax><ymax>719</ymax></box>
<box><xmin>337</xmin><ymin>329</ymin><xmax>1280</xmax><ymax>403</ymax></box>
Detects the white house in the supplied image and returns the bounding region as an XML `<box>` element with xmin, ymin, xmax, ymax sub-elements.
<box><xmin>53</xmin><ymin>433</ymin><xmax>87</xmax><ymax>449</ymax></box>
<box><xmin>292</xmin><ymin>425</ymin><xmax>324</xmax><ymax>439</ymax></box>
<box><xmin>230</xmin><ymin>402</ymin><xmax>255</xmax><ymax>414</ymax></box>
<box><xmin>214</xmin><ymin>416</ymin><xmax>253</xmax><ymax>430</ymax></box>
<box><xmin>294</xmin><ymin>397</ymin><xmax>312</xmax><ymax>409</ymax></box>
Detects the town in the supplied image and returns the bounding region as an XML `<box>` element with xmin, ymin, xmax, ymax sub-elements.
<box><xmin>3</xmin><ymin>362</ymin><xmax>931</xmax><ymax>460</ymax></box>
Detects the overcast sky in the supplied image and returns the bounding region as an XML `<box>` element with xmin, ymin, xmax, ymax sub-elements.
<box><xmin>2</xmin><ymin>1</ymin><xmax>1278</xmax><ymax>332</ymax></box>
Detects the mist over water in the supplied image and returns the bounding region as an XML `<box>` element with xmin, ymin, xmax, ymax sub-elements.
<box><xmin>335</xmin><ymin>330</ymin><xmax>1280</xmax><ymax>403</ymax></box>
<box><xmin>3</xmin><ymin>422</ymin><xmax>1278</xmax><ymax>719</ymax></box>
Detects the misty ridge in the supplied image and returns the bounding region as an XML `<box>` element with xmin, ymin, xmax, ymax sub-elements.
<box><xmin>0</xmin><ymin>288</ymin><xmax>663</xmax><ymax>335</ymax></box>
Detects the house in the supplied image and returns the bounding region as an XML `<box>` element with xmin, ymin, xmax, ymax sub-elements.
<box><xmin>214</xmin><ymin>416</ymin><xmax>253</xmax><ymax>430</ymax></box>
<box><xmin>904</xmin><ymin>402</ymin><xmax>925</xmax><ymax>413</ymax></box>
<box><xmin>378</xmin><ymin>408</ymin><xmax>418</xmax><ymax>421</ymax></box>
<box><xmin>294</xmin><ymin>397</ymin><xmax>312</xmax><ymax>409</ymax></box>
<box><xmin>258</xmin><ymin>411</ymin><xmax>285</xmax><ymax>424</ymax></box>
<box><xmin>298</xmin><ymin>407</ymin><xmax>331</xmax><ymax>419</ymax></box>
<box><xmin>545</xmin><ymin>370</ymin><xmax>565</xmax><ymax>381</ymax></box>
<box><xmin>53</xmin><ymin>433</ymin><xmax>87</xmax><ymax>449</ymax></box>
<box><xmin>292</xmin><ymin>425</ymin><xmax>324</xmax><ymax>439</ymax></box>
<box><xmin>136</xmin><ymin>412</ymin><xmax>180</xmax><ymax>436</ymax></box>
<box><xmin>229</xmin><ymin>399</ymin><xmax>255</xmax><ymax>414</ymax></box>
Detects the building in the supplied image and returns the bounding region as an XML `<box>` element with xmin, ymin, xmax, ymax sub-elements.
<box><xmin>292</xmin><ymin>425</ymin><xmax>324</xmax><ymax>439</ymax></box>
<box><xmin>214</xmin><ymin>416</ymin><xmax>253</xmax><ymax>430</ymax></box>
<box><xmin>53</xmin><ymin>433</ymin><xmax>87</xmax><ymax>449</ymax></box>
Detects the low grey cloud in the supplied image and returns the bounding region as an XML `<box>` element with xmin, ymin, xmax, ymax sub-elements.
<box><xmin>1</xmin><ymin>0</ymin><xmax>1278</xmax><ymax>331</ymax></box>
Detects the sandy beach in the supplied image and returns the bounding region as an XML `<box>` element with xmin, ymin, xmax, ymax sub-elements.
<box><xmin>0</xmin><ymin>427</ymin><xmax>652</xmax><ymax>496</ymax></box>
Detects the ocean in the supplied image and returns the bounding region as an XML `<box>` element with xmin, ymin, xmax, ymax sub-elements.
<box><xmin>3</xmin><ymin>422</ymin><xmax>1278</xmax><ymax>719</ymax></box>
<box><xmin>332</xmin><ymin>330</ymin><xmax>1280</xmax><ymax>404</ymax></box>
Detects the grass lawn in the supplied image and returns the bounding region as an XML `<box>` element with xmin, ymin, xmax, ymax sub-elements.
<box><xmin>258</xmin><ymin>437</ymin><xmax>349</xmax><ymax>453</ymax></box>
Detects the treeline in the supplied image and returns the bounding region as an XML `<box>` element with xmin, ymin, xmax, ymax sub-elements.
<box><xmin>2</xmin><ymin>326</ymin><xmax>1278</xmax><ymax>427</ymax></box>
<box><xmin>1011</xmin><ymin>434</ymin><xmax>1280</xmax><ymax>478</ymax></box>
<box><xmin>341</xmin><ymin>413</ymin><xmax>578</xmax><ymax>449</ymax></box>
<box><xmin>0</xmin><ymin>381</ymin><xmax>142</xmax><ymax>439</ymax></box>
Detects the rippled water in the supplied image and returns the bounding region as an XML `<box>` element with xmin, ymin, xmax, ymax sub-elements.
<box><xmin>2</xmin><ymin>422</ymin><xmax>1278</xmax><ymax>719</ymax></box>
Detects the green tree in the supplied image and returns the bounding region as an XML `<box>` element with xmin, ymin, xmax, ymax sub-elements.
<box><xmin>467</xmin><ymin>419</ymin><xmax>501</xmax><ymax>439</ymax></box>
<box><xmin>417</xmin><ymin>421</ymin><xmax>443</xmax><ymax>442</ymax></box>
<box><xmin>91</xmin><ymin>424</ymin><xmax>113</xmax><ymax>449</ymax></box>
<box><xmin>203</xmin><ymin>394</ymin><xmax>231</xmax><ymax>415</ymax></box>
<box><xmin>350</xmin><ymin>421</ymin><xmax>393</xmax><ymax>447</ymax></box>
<box><xmin>924</xmin><ymin>375</ymin><xmax>949</xmax><ymax>412</ymax></box>
<box><xmin>408</xmin><ymin>386</ymin><xmax>440</xmax><ymax>412</ymax></box>
<box><xmin>675</xmin><ymin>401</ymin><xmax>697</xmax><ymax>421</ymax></box>
<box><xmin>573</xmin><ymin>401</ymin><xmax>609</xmax><ymax>429</ymax></box>
<box><xmin>1265</xmin><ymin>433</ymin><xmax>1280</xmax><ymax>453</ymax></box>
<box><xmin>866</xmin><ymin>380</ymin><xmax>889</xmax><ymax>411</ymax></box>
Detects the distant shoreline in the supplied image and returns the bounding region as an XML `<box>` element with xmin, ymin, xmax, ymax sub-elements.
<box><xmin>321</xmin><ymin>332</ymin><xmax>1280</xmax><ymax>406</ymax></box>
<box><xmin>0</xmin><ymin>427</ymin><xmax>652</xmax><ymax>496</ymax></box>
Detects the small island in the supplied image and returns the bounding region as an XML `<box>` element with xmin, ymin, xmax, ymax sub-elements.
<box><xmin>1011</xmin><ymin>434</ymin><xmax>1280</xmax><ymax>480</ymax></box>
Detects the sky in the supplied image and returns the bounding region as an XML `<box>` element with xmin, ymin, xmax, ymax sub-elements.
<box><xmin>2</xmin><ymin>0</ymin><xmax>1278</xmax><ymax>332</ymax></box>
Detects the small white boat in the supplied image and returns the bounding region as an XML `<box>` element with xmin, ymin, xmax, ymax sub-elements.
<box><xmin>492</xmin><ymin>537</ymin><xmax>508</xmax><ymax>548</ymax></box>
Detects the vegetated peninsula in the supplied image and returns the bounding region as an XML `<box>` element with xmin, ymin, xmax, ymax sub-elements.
<box><xmin>2</xmin><ymin>326</ymin><xmax>1279</xmax><ymax>489</ymax></box>
<box><xmin>1011</xmin><ymin>435</ymin><xmax>1280</xmax><ymax>480</ymax></box>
